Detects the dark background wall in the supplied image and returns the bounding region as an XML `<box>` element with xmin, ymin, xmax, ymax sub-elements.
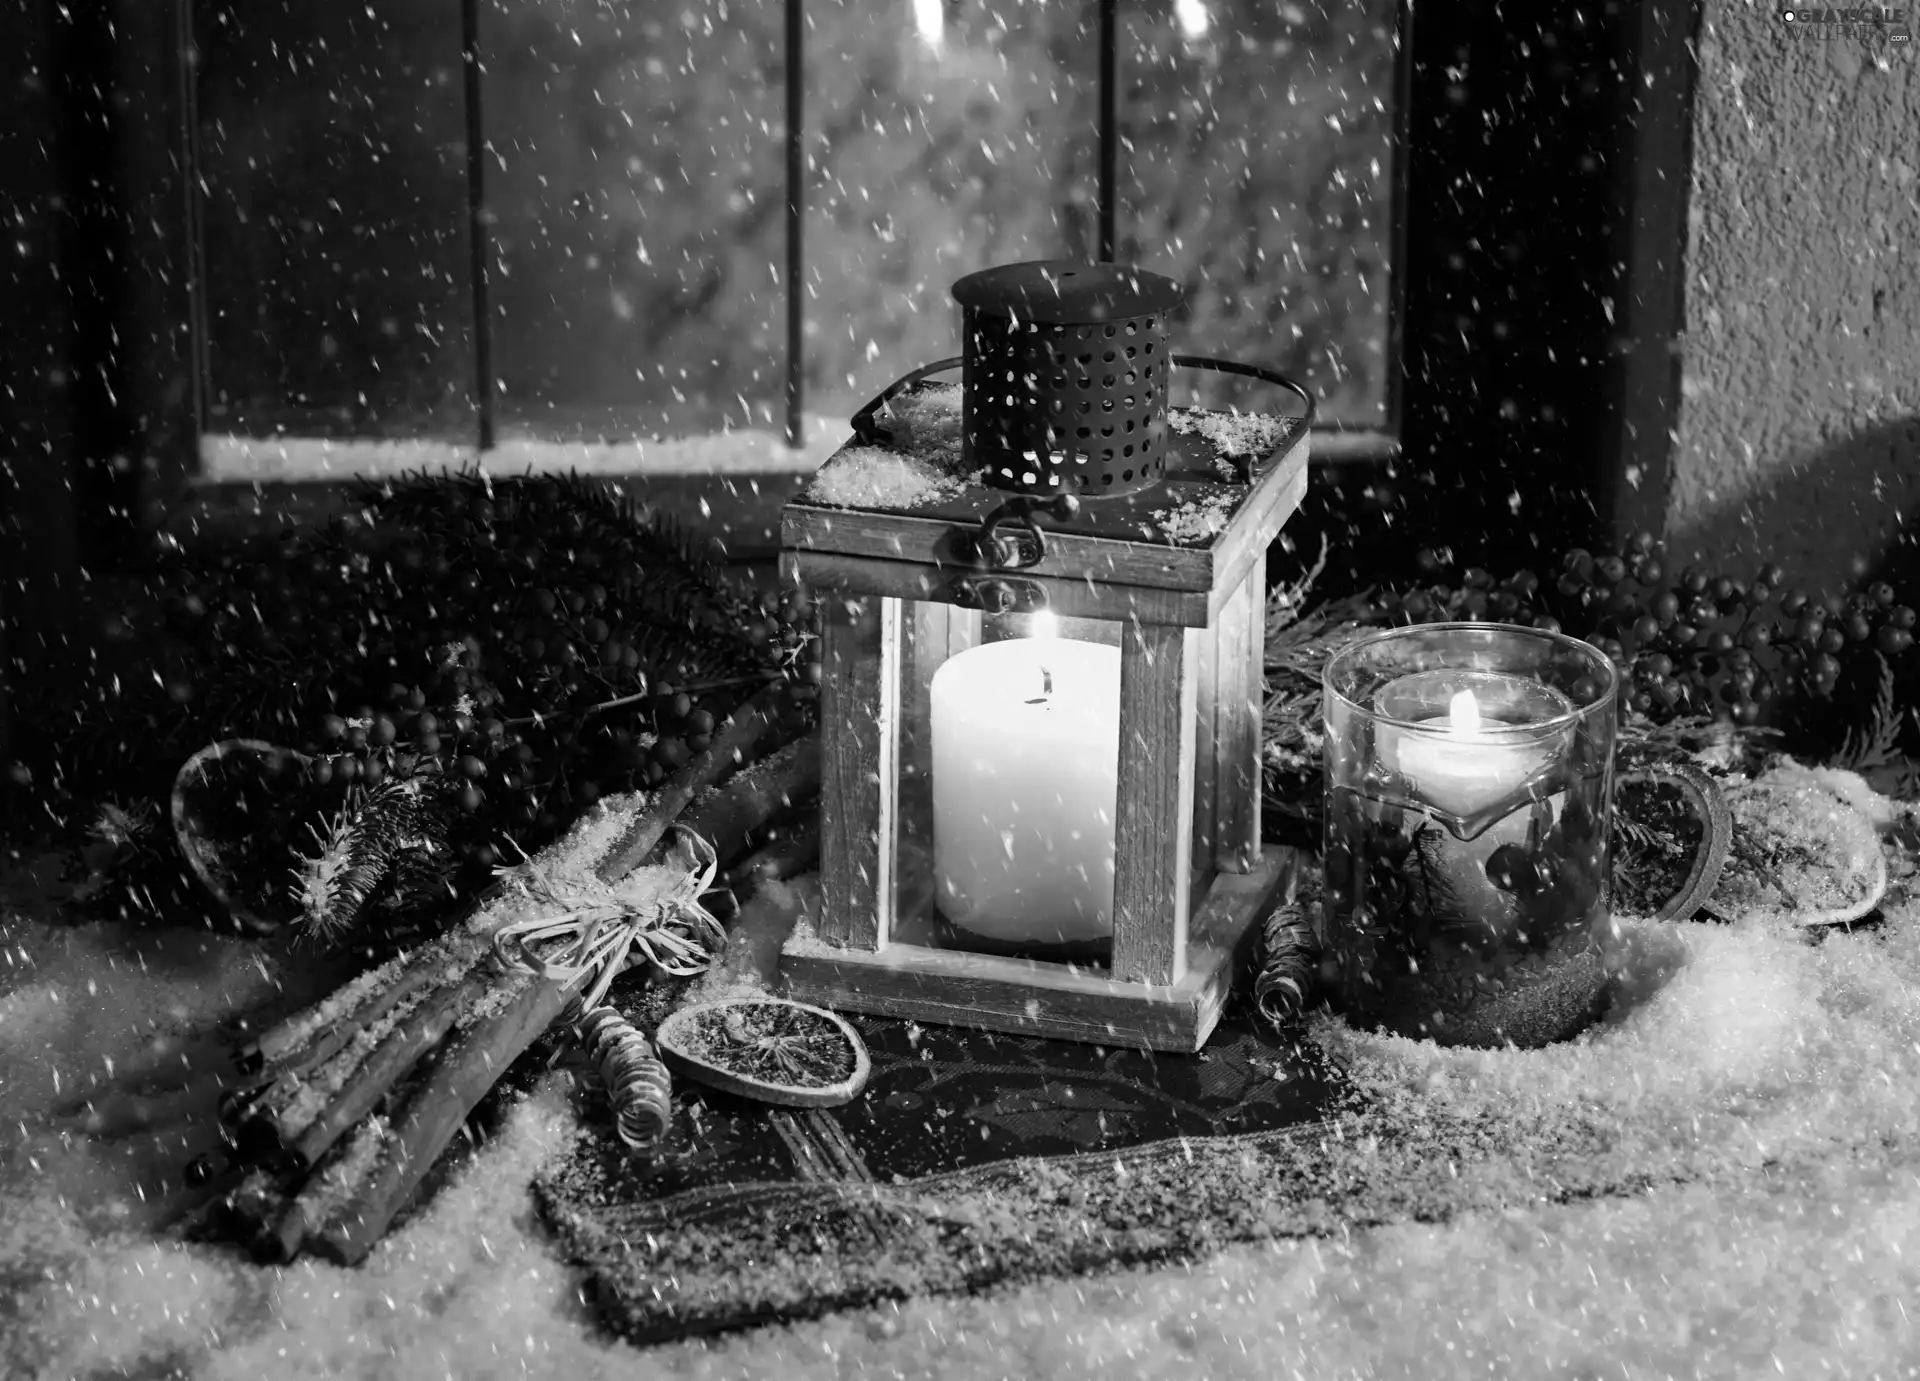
<box><xmin>1665</xmin><ymin>9</ymin><xmax>1919</xmax><ymax>600</ymax></box>
<box><xmin>1</xmin><ymin>0</ymin><xmax>77</xmax><ymax>770</ymax></box>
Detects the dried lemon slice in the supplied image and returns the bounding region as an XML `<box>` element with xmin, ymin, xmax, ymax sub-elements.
<box><xmin>655</xmin><ymin>997</ymin><xmax>871</xmax><ymax>1108</ymax></box>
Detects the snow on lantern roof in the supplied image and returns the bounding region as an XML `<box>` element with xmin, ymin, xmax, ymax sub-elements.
<box><xmin>793</xmin><ymin>380</ymin><xmax>1309</xmax><ymax>554</ymax></box>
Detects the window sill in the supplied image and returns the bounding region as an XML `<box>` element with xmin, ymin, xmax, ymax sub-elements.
<box><xmin>174</xmin><ymin>421</ymin><xmax>1394</xmax><ymax>562</ymax></box>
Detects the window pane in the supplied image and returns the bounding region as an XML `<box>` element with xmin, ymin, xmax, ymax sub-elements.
<box><xmin>195</xmin><ymin>0</ymin><xmax>476</xmax><ymax>439</ymax></box>
<box><xmin>479</xmin><ymin>0</ymin><xmax>787</xmax><ymax>443</ymax></box>
<box><xmin>804</xmin><ymin>0</ymin><xmax>1099</xmax><ymax>422</ymax></box>
<box><xmin>1125</xmin><ymin>0</ymin><xmax>1397</xmax><ymax>426</ymax></box>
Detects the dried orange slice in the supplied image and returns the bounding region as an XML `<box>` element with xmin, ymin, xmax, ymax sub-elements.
<box><xmin>1611</xmin><ymin>761</ymin><xmax>1732</xmax><ymax>923</ymax></box>
<box><xmin>655</xmin><ymin>997</ymin><xmax>871</xmax><ymax>1108</ymax></box>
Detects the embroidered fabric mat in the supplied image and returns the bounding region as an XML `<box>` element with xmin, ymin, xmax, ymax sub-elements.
<box><xmin>532</xmin><ymin>1007</ymin><xmax>1345</xmax><ymax>1343</ymax></box>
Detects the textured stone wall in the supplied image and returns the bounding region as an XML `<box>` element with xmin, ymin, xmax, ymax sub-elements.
<box><xmin>1669</xmin><ymin>9</ymin><xmax>1919</xmax><ymax>598</ymax></box>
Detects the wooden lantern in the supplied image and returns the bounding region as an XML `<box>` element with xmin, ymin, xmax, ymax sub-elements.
<box><xmin>779</xmin><ymin>261</ymin><xmax>1311</xmax><ymax>1053</ymax></box>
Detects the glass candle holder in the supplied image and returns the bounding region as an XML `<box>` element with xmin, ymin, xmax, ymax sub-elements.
<box><xmin>1321</xmin><ymin>623</ymin><xmax>1619</xmax><ymax>1048</ymax></box>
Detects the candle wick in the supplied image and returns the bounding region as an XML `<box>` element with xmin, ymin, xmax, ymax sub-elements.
<box><xmin>1025</xmin><ymin>665</ymin><xmax>1053</xmax><ymax>705</ymax></box>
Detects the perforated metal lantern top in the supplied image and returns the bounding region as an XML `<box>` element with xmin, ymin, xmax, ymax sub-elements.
<box><xmin>951</xmin><ymin>260</ymin><xmax>1186</xmax><ymax>496</ymax></box>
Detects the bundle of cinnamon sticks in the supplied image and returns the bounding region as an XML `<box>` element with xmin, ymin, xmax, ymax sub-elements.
<box><xmin>192</xmin><ymin>688</ymin><xmax>820</xmax><ymax>1266</ymax></box>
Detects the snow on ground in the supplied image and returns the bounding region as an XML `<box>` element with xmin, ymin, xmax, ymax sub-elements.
<box><xmin>7</xmin><ymin>857</ymin><xmax>1920</xmax><ymax>1376</ymax></box>
<box><xmin>198</xmin><ymin>416</ymin><xmax>849</xmax><ymax>485</ymax></box>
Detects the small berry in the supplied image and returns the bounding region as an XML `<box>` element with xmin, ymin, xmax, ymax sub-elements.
<box><xmin>1878</xmin><ymin>626</ymin><xmax>1914</xmax><ymax>656</ymax></box>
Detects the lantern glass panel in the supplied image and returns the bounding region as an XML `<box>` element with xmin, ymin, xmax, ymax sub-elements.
<box><xmin>894</xmin><ymin>602</ymin><xmax>1134</xmax><ymax>965</ymax></box>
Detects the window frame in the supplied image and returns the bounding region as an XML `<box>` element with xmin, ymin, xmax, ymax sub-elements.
<box><xmin>23</xmin><ymin>0</ymin><xmax>1696</xmax><ymax>566</ymax></box>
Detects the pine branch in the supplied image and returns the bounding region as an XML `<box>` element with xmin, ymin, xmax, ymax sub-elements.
<box><xmin>1836</xmin><ymin>652</ymin><xmax>1904</xmax><ymax>772</ymax></box>
<box><xmin>1266</xmin><ymin>532</ymin><xmax>1333</xmax><ymax>637</ymax></box>
<box><xmin>291</xmin><ymin>778</ymin><xmax>451</xmax><ymax>943</ymax></box>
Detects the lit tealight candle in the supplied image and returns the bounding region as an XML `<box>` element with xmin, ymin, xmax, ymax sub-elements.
<box><xmin>930</xmin><ymin>617</ymin><xmax>1120</xmax><ymax>945</ymax></box>
<box><xmin>1382</xmin><ymin>684</ymin><xmax>1558</xmax><ymax>820</ymax></box>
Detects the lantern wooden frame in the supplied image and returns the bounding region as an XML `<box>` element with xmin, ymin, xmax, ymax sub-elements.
<box><xmin>778</xmin><ymin>380</ymin><xmax>1309</xmax><ymax>1054</ymax></box>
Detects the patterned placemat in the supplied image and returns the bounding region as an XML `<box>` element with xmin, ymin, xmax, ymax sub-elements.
<box><xmin>532</xmin><ymin>1007</ymin><xmax>1345</xmax><ymax>1342</ymax></box>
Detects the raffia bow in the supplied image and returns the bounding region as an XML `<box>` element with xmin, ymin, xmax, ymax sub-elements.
<box><xmin>490</xmin><ymin>825</ymin><xmax>726</xmax><ymax>1014</ymax></box>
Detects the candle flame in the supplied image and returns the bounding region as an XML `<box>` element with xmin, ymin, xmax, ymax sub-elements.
<box><xmin>912</xmin><ymin>0</ymin><xmax>944</xmax><ymax>51</ymax></box>
<box><xmin>1447</xmin><ymin>689</ymin><xmax>1482</xmax><ymax>733</ymax></box>
<box><xmin>1028</xmin><ymin>611</ymin><xmax>1059</xmax><ymax>641</ymax></box>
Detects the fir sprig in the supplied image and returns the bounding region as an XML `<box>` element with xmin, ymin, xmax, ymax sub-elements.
<box><xmin>1836</xmin><ymin>652</ymin><xmax>1905</xmax><ymax>773</ymax></box>
<box><xmin>292</xmin><ymin>777</ymin><xmax>452</xmax><ymax>944</ymax></box>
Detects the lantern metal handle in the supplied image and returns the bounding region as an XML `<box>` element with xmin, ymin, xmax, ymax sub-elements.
<box><xmin>959</xmin><ymin>492</ymin><xmax>1081</xmax><ymax>570</ymax></box>
<box><xmin>849</xmin><ymin>357</ymin><xmax>964</xmax><ymax>446</ymax></box>
<box><xmin>1170</xmin><ymin>356</ymin><xmax>1317</xmax><ymax>483</ymax></box>
<box><xmin>1170</xmin><ymin>355</ymin><xmax>1317</xmax><ymax>422</ymax></box>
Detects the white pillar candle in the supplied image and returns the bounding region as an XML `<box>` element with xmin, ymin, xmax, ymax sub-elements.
<box><xmin>1378</xmin><ymin>684</ymin><xmax>1556</xmax><ymax>820</ymax></box>
<box><xmin>930</xmin><ymin>633</ymin><xmax>1121</xmax><ymax>945</ymax></box>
